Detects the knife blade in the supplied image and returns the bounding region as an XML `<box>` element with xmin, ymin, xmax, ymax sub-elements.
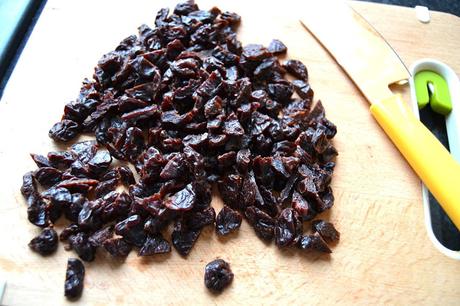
<box><xmin>300</xmin><ymin>1</ymin><xmax>409</xmax><ymax>104</ymax></box>
<box><xmin>300</xmin><ymin>1</ymin><xmax>460</xmax><ymax>229</ymax></box>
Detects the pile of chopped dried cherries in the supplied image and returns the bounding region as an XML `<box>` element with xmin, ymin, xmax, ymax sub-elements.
<box><xmin>21</xmin><ymin>1</ymin><xmax>340</xmax><ymax>298</ymax></box>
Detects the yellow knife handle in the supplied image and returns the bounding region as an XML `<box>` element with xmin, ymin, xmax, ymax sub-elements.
<box><xmin>370</xmin><ymin>94</ymin><xmax>460</xmax><ymax>229</ymax></box>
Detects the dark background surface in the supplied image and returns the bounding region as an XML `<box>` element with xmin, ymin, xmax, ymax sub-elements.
<box><xmin>362</xmin><ymin>0</ymin><xmax>460</xmax><ymax>16</ymax></box>
<box><xmin>0</xmin><ymin>0</ymin><xmax>458</xmax><ymax>247</ymax></box>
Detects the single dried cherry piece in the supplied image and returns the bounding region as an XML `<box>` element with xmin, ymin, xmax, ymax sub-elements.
<box><xmin>30</xmin><ymin>153</ymin><xmax>51</xmax><ymax>168</ymax></box>
<box><xmin>26</xmin><ymin>193</ymin><xmax>49</xmax><ymax>227</ymax></box>
<box><xmin>103</xmin><ymin>238</ymin><xmax>132</xmax><ymax>258</ymax></box>
<box><xmin>28</xmin><ymin>227</ymin><xmax>58</xmax><ymax>255</ymax></box>
<box><xmin>184</xmin><ymin>207</ymin><xmax>216</xmax><ymax>230</ymax></box>
<box><xmin>215</xmin><ymin>206</ymin><xmax>242</xmax><ymax>236</ymax></box>
<box><xmin>312</xmin><ymin>220</ymin><xmax>340</xmax><ymax>242</ymax></box>
<box><xmin>71</xmin><ymin>141</ymin><xmax>97</xmax><ymax>163</ymax></box>
<box><xmin>88</xmin><ymin>150</ymin><xmax>112</xmax><ymax>175</ymax></box>
<box><xmin>21</xmin><ymin>171</ymin><xmax>37</xmax><ymax>198</ymax></box>
<box><xmin>291</xmin><ymin>80</ymin><xmax>313</xmax><ymax>100</ymax></box>
<box><xmin>138</xmin><ymin>234</ymin><xmax>171</xmax><ymax>256</ymax></box>
<box><xmin>47</xmin><ymin>151</ymin><xmax>75</xmax><ymax>169</ymax></box>
<box><xmin>64</xmin><ymin>258</ymin><xmax>85</xmax><ymax>299</ymax></box>
<box><xmin>204</xmin><ymin>259</ymin><xmax>234</xmax><ymax>292</ymax></box>
<box><xmin>64</xmin><ymin>193</ymin><xmax>86</xmax><ymax>222</ymax></box>
<box><xmin>49</xmin><ymin>120</ymin><xmax>79</xmax><ymax>142</ymax></box>
<box><xmin>298</xmin><ymin>232</ymin><xmax>331</xmax><ymax>253</ymax></box>
<box><xmin>115</xmin><ymin>215</ymin><xmax>146</xmax><ymax>247</ymax></box>
<box><xmin>242</xmin><ymin>44</ymin><xmax>270</xmax><ymax>61</ymax></box>
<box><xmin>245</xmin><ymin>206</ymin><xmax>275</xmax><ymax>241</ymax></box>
<box><xmin>267</xmin><ymin>39</ymin><xmax>287</xmax><ymax>55</ymax></box>
<box><xmin>291</xmin><ymin>191</ymin><xmax>316</xmax><ymax>221</ymax></box>
<box><xmin>218</xmin><ymin>174</ymin><xmax>242</xmax><ymax>209</ymax></box>
<box><xmin>34</xmin><ymin>167</ymin><xmax>63</xmax><ymax>188</ymax></box>
<box><xmin>88</xmin><ymin>226</ymin><xmax>113</xmax><ymax>247</ymax></box>
<box><xmin>68</xmin><ymin>232</ymin><xmax>96</xmax><ymax>262</ymax></box>
<box><xmin>274</xmin><ymin>208</ymin><xmax>302</xmax><ymax>248</ymax></box>
<box><xmin>60</xmin><ymin>223</ymin><xmax>81</xmax><ymax>242</ymax></box>
<box><xmin>164</xmin><ymin>184</ymin><xmax>196</xmax><ymax>211</ymax></box>
<box><xmin>283</xmin><ymin>59</ymin><xmax>308</xmax><ymax>81</ymax></box>
<box><xmin>171</xmin><ymin>220</ymin><xmax>200</xmax><ymax>256</ymax></box>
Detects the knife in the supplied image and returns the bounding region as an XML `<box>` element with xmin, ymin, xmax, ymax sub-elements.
<box><xmin>299</xmin><ymin>1</ymin><xmax>460</xmax><ymax>229</ymax></box>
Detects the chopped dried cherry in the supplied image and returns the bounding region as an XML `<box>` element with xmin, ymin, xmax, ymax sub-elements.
<box><xmin>64</xmin><ymin>258</ymin><xmax>85</xmax><ymax>299</ymax></box>
<box><xmin>49</xmin><ymin>120</ymin><xmax>79</xmax><ymax>142</ymax></box>
<box><xmin>267</xmin><ymin>39</ymin><xmax>287</xmax><ymax>55</ymax></box>
<box><xmin>28</xmin><ymin>227</ymin><xmax>58</xmax><ymax>255</ymax></box>
<box><xmin>103</xmin><ymin>238</ymin><xmax>132</xmax><ymax>258</ymax></box>
<box><xmin>245</xmin><ymin>206</ymin><xmax>275</xmax><ymax>241</ymax></box>
<box><xmin>274</xmin><ymin>208</ymin><xmax>302</xmax><ymax>248</ymax></box>
<box><xmin>298</xmin><ymin>232</ymin><xmax>331</xmax><ymax>253</ymax></box>
<box><xmin>138</xmin><ymin>234</ymin><xmax>171</xmax><ymax>256</ymax></box>
<box><xmin>171</xmin><ymin>220</ymin><xmax>200</xmax><ymax>256</ymax></box>
<box><xmin>204</xmin><ymin>259</ymin><xmax>234</xmax><ymax>292</ymax></box>
<box><xmin>312</xmin><ymin>219</ymin><xmax>340</xmax><ymax>242</ymax></box>
<box><xmin>283</xmin><ymin>60</ymin><xmax>308</xmax><ymax>82</ymax></box>
<box><xmin>216</xmin><ymin>206</ymin><xmax>242</xmax><ymax>236</ymax></box>
<box><xmin>68</xmin><ymin>232</ymin><xmax>96</xmax><ymax>262</ymax></box>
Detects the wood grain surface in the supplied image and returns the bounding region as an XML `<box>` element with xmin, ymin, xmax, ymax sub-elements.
<box><xmin>0</xmin><ymin>1</ymin><xmax>459</xmax><ymax>305</ymax></box>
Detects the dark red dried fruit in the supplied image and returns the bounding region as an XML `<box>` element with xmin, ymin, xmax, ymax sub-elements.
<box><xmin>291</xmin><ymin>190</ymin><xmax>316</xmax><ymax>221</ymax></box>
<box><xmin>30</xmin><ymin>153</ymin><xmax>51</xmax><ymax>168</ymax></box>
<box><xmin>267</xmin><ymin>39</ymin><xmax>287</xmax><ymax>55</ymax></box>
<box><xmin>68</xmin><ymin>232</ymin><xmax>96</xmax><ymax>262</ymax></box>
<box><xmin>88</xmin><ymin>226</ymin><xmax>113</xmax><ymax>247</ymax></box>
<box><xmin>242</xmin><ymin>44</ymin><xmax>270</xmax><ymax>61</ymax></box>
<box><xmin>204</xmin><ymin>259</ymin><xmax>234</xmax><ymax>292</ymax></box>
<box><xmin>64</xmin><ymin>193</ymin><xmax>86</xmax><ymax>222</ymax></box>
<box><xmin>34</xmin><ymin>167</ymin><xmax>62</xmax><ymax>188</ymax></box>
<box><xmin>312</xmin><ymin>219</ymin><xmax>340</xmax><ymax>242</ymax></box>
<box><xmin>218</xmin><ymin>174</ymin><xmax>242</xmax><ymax>209</ymax></box>
<box><xmin>21</xmin><ymin>2</ymin><xmax>340</xmax><ymax>298</ymax></box>
<box><xmin>64</xmin><ymin>258</ymin><xmax>85</xmax><ymax>299</ymax></box>
<box><xmin>71</xmin><ymin>141</ymin><xmax>97</xmax><ymax>163</ymax></box>
<box><xmin>274</xmin><ymin>208</ymin><xmax>302</xmax><ymax>248</ymax></box>
<box><xmin>26</xmin><ymin>193</ymin><xmax>48</xmax><ymax>227</ymax></box>
<box><xmin>56</xmin><ymin>178</ymin><xmax>99</xmax><ymax>193</ymax></box>
<box><xmin>245</xmin><ymin>206</ymin><xmax>275</xmax><ymax>241</ymax></box>
<box><xmin>184</xmin><ymin>207</ymin><xmax>216</xmax><ymax>230</ymax></box>
<box><xmin>138</xmin><ymin>234</ymin><xmax>171</xmax><ymax>256</ymax></box>
<box><xmin>28</xmin><ymin>227</ymin><xmax>58</xmax><ymax>255</ymax></box>
<box><xmin>47</xmin><ymin>151</ymin><xmax>75</xmax><ymax>169</ymax></box>
<box><xmin>216</xmin><ymin>206</ymin><xmax>242</xmax><ymax>236</ymax></box>
<box><xmin>292</xmin><ymin>80</ymin><xmax>313</xmax><ymax>100</ymax></box>
<box><xmin>171</xmin><ymin>220</ymin><xmax>200</xmax><ymax>256</ymax></box>
<box><xmin>21</xmin><ymin>171</ymin><xmax>37</xmax><ymax>198</ymax></box>
<box><xmin>115</xmin><ymin>215</ymin><xmax>146</xmax><ymax>247</ymax></box>
<box><xmin>88</xmin><ymin>150</ymin><xmax>112</xmax><ymax>175</ymax></box>
<box><xmin>298</xmin><ymin>232</ymin><xmax>332</xmax><ymax>253</ymax></box>
<box><xmin>164</xmin><ymin>184</ymin><xmax>196</xmax><ymax>211</ymax></box>
<box><xmin>49</xmin><ymin>120</ymin><xmax>79</xmax><ymax>142</ymax></box>
<box><xmin>283</xmin><ymin>60</ymin><xmax>308</xmax><ymax>82</ymax></box>
<box><xmin>60</xmin><ymin>223</ymin><xmax>81</xmax><ymax>242</ymax></box>
<box><xmin>103</xmin><ymin>238</ymin><xmax>132</xmax><ymax>258</ymax></box>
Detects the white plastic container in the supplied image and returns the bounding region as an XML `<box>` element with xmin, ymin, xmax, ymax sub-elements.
<box><xmin>409</xmin><ymin>59</ymin><xmax>460</xmax><ymax>260</ymax></box>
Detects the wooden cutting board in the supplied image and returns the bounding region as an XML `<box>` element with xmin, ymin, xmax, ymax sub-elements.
<box><xmin>1</xmin><ymin>0</ymin><xmax>459</xmax><ymax>305</ymax></box>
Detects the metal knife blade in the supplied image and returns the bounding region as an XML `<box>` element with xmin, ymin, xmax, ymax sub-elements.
<box><xmin>299</xmin><ymin>0</ymin><xmax>410</xmax><ymax>104</ymax></box>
